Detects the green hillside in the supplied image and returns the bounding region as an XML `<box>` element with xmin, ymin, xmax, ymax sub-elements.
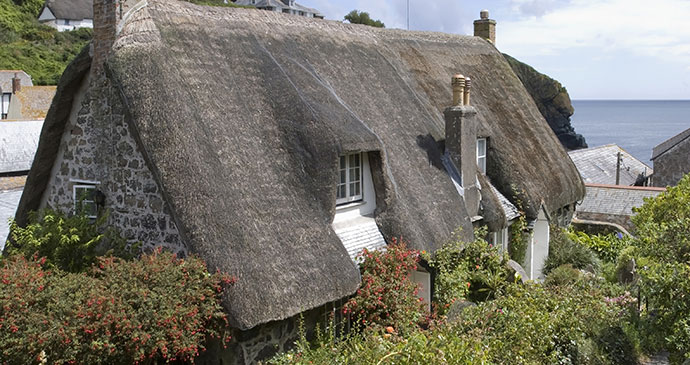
<box><xmin>0</xmin><ymin>0</ymin><xmax>91</xmax><ymax>85</ymax></box>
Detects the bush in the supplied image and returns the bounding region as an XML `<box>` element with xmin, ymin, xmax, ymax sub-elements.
<box><xmin>568</xmin><ymin>230</ymin><xmax>631</xmax><ymax>263</ymax></box>
<box><xmin>0</xmin><ymin>250</ymin><xmax>234</xmax><ymax>363</ymax></box>
<box><xmin>544</xmin><ymin>225</ymin><xmax>600</xmax><ymax>275</ymax></box>
<box><xmin>5</xmin><ymin>209</ymin><xmax>136</xmax><ymax>273</ymax></box>
<box><xmin>626</xmin><ymin>174</ymin><xmax>690</xmax><ymax>360</ymax></box>
<box><xmin>428</xmin><ymin>228</ymin><xmax>509</xmax><ymax>313</ymax></box>
<box><xmin>342</xmin><ymin>238</ymin><xmax>428</xmax><ymax>334</ymax></box>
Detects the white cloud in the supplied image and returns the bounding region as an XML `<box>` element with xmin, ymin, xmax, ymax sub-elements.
<box><xmin>500</xmin><ymin>0</ymin><xmax>690</xmax><ymax>64</ymax></box>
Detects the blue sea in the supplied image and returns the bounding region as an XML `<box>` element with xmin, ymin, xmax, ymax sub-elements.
<box><xmin>570</xmin><ymin>100</ymin><xmax>690</xmax><ymax>165</ymax></box>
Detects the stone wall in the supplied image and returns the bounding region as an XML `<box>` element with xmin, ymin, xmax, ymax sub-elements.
<box><xmin>43</xmin><ymin>76</ymin><xmax>186</xmax><ymax>256</ymax></box>
<box><xmin>653</xmin><ymin>138</ymin><xmax>690</xmax><ymax>187</ymax></box>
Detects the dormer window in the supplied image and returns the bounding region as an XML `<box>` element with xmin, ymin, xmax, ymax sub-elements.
<box><xmin>477</xmin><ymin>137</ymin><xmax>487</xmax><ymax>174</ymax></box>
<box><xmin>336</xmin><ymin>152</ymin><xmax>362</xmax><ymax>205</ymax></box>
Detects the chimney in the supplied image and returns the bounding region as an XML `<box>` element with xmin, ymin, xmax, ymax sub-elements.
<box><xmin>91</xmin><ymin>0</ymin><xmax>118</xmax><ymax>75</ymax></box>
<box><xmin>445</xmin><ymin>74</ymin><xmax>480</xmax><ymax>217</ymax></box>
<box><xmin>473</xmin><ymin>9</ymin><xmax>496</xmax><ymax>44</ymax></box>
<box><xmin>11</xmin><ymin>73</ymin><xmax>21</xmax><ymax>94</ymax></box>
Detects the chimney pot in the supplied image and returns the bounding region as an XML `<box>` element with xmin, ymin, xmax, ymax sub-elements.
<box><xmin>463</xmin><ymin>77</ymin><xmax>471</xmax><ymax>106</ymax></box>
<box><xmin>452</xmin><ymin>74</ymin><xmax>465</xmax><ymax>106</ymax></box>
<box><xmin>480</xmin><ymin>9</ymin><xmax>489</xmax><ymax>19</ymax></box>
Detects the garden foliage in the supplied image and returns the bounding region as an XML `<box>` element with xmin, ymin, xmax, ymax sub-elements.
<box><xmin>0</xmin><ymin>249</ymin><xmax>234</xmax><ymax>364</ymax></box>
<box><xmin>544</xmin><ymin>225</ymin><xmax>600</xmax><ymax>275</ymax></box>
<box><xmin>5</xmin><ymin>209</ymin><xmax>136</xmax><ymax>273</ymax></box>
<box><xmin>427</xmin><ymin>228</ymin><xmax>509</xmax><ymax>312</ymax></box>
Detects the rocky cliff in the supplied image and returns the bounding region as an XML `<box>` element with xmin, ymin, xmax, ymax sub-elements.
<box><xmin>503</xmin><ymin>54</ymin><xmax>587</xmax><ymax>150</ymax></box>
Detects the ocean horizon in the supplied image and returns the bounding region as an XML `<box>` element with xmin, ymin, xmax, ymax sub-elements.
<box><xmin>570</xmin><ymin>100</ymin><xmax>690</xmax><ymax>165</ymax></box>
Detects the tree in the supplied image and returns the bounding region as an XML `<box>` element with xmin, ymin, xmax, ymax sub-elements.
<box><xmin>343</xmin><ymin>10</ymin><xmax>384</xmax><ymax>28</ymax></box>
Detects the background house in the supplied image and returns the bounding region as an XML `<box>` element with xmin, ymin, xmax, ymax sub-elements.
<box><xmin>568</xmin><ymin>144</ymin><xmax>652</xmax><ymax>186</ymax></box>
<box><xmin>0</xmin><ymin>71</ymin><xmax>33</xmax><ymax>119</ymax></box>
<box><xmin>13</xmin><ymin>1</ymin><xmax>583</xmax><ymax>363</ymax></box>
<box><xmin>651</xmin><ymin>127</ymin><xmax>690</xmax><ymax>187</ymax></box>
<box><xmin>233</xmin><ymin>0</ymin><xmax>323</xmax><ymax>18</ymax></box>
<box><xmin>38</xmin><ymin>0</ymin><xmax>93</xmax><ymax>31</ymax></box>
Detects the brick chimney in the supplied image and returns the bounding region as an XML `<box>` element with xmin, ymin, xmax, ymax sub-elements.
<box><xmin>11</xmin><ymin>73</ymin><xmax>21</xmax><ymax>94</ymax></box>
<box><xmin>473</xmin><ymin>9</ymin><xmax>496</xmax><ymax>44</ymax></box>
<box><xmin>91</xmin><ymin>0</ymin><xmax>118</xmax><ymax>75</ymax></box>
<box><xmin>445</xmin><ymin>74</ymin><xmax>480</xmax><ymax>217</ymax></box>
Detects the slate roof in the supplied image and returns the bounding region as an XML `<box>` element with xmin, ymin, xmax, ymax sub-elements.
<box><xmin>18</xmin><ymin>0</ymin><xmax>583</xmax><ymax>330</ymax></box>
<box><xmin>652</xmin><ymin>127</ymin><xmax>690</xmax><ymax>160</ymax></box>
<box><xmin>43</xmin><ymin>0</ymin><xmax>93</xmax><ymax>20</ymax></box>
<box><xmin>0</xmin><ymin>71</ymin><xmax>32</xmax><ymax>93</ymax></box>
<box><xmin>0</xmin><ymin>187</ymin><xmax>23</xmax><ymax>249</ymax></box>
<box><xmin>568</xmin><ymin>144</ymin><xmax>652</xmax><ymax>186</ymax></box>
<box><xmin>578</xmin><ymin>184</ymin><xmax>664</xmax><ymax>217</ymax></box>
<box><xmin>0</xmin><ymin>121</ymin><xmax>43</xmax><ymax>174</ymax></box>
<box><xmin>9</xmin><ymin>86</ymin><xmax>56</xmax><ymax>120</ymax></box>
<box><xmin>333</xmin><ymin>216</ymin><xmax>387</xmax><ymax>262</ymax></box>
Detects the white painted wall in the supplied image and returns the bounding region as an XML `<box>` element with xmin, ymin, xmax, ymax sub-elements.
<box><xmin>524</xmin><ymin>208</ymin><xmax>550</xmax><ymax>280</ymax></box>
<box><xmin>333</xmin><ymin>152</ymin><xmax>377</xmax><ymax>224</ymax></box>
<box><xmin>411</xmin><ymin>269</ymin><xmax>431</xmax><ymax>311</ymax></box>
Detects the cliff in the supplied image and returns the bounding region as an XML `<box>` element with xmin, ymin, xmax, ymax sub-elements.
<box><xmin>503</xmin><ymin>54</ymin><xmax>587</xmax><ymax>150</ymax></box>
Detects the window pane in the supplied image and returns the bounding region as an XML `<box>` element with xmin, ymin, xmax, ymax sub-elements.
<box><xmin>350</xmin><ymin>166</ymin><xmax>360</xmax><ymax>182</ymax></box>
<box><xmin>337</xmin><ymin>184</ymin><xmax>346</xmax><ymax>199</ymax></box>
<box><xmin>478</xmin><ymin>156</ymin><xmax>486</xmax><ymax>174</ymax></box>
<box><xmin>339</xmin><ymin>170</ymin><xmax>346</xmax><ymax>185</ymax></box>
<box><xmin>340</xmin><ymin>155</ymin><xmax>346</xmax><ymax>169</ymax></box>
<box><xmin>477</xmin><ymin>138</ymin><xmax>486</xmax><ymax>156</ymax></box>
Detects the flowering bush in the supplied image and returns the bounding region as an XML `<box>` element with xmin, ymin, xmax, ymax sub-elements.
<box><xmin>0</xmin><ymin>249</ymin><xmax>234</xmax><ymax>363</ymax></box>
<box><xmin>342</xmin><ymin>238</ymin><xmax>428</xmax><ymax>334</ymax></box>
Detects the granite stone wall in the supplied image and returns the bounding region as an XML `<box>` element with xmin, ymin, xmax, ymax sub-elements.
<box><xmin>653</xmin><ymin>139</ymin><xmax>690</xmax><ymax>187</ymax></box>
<box><xmin>44</xmin><ymin>77</ymin><xmax>186</xmax><ymax>256</ymax></box>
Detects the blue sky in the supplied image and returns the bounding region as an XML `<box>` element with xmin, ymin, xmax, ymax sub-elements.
<box><xmin>297</xmin><ymin>0</ymin><xmax>690</xmax><ymax>100</ymax></box>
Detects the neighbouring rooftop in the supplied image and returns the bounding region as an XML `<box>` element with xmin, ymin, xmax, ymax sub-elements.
<box><xmin>568</xmin><ymin>144</ymin><xmax>652</xmax><ymax>186</ymax></box>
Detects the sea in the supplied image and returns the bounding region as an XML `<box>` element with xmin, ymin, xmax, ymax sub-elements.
<box><xmin>570</xmin><ymin>100</ymin><xmax>690</xmax><ymax>165</ymax></box>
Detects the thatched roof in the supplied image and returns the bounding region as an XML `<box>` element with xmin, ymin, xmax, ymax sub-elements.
<box><xmin>17</xmin><ymin>0</ymin><xmax>583</xmax><ymax>330</ymax></box>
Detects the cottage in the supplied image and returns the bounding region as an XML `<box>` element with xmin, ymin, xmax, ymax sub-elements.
<box><xmin>38</xmin><ymin>0</ymin><xmax>94</xmax><ymax>31</ymax></box>
<box><xmin>232</xmin><ymin>0</ymin><xmax>323</xmax><ymax>18</ymax></box>
<box><xmin>13</xmin><ymin>1</ymin><xmax>583</xmax><ymax>362</ymax></box>
<box><xmin>651</xmin><ymin>127</ymin><xmax>690</xmax><ymax>187</ymax></box>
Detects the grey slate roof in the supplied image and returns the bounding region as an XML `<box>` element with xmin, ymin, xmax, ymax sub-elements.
<box><xmin>578</xmin><ymin>184</ymin><xmax>664</xmax><ymax>217</ymax></box>
<box><xmin>488</xmin><ymin>182</ymin><xmax>520</xmax><ymax>221</ymax></box>
<box><xmin>43</xmin><ymin>0</ymin><xmax>93</xmax><ymax>20</ymax></box>
<box><xmin>0</xmin><ymin>71</ymin><xmax>32</xmax><ymax>94</ymax></box>
<box><xmin>652</xmin><ymin>127</ymin><xmax>690</xmax><ymax>160</ymax></box>
<box><xmin>0</xmin><ymin>121</ymin><xmax>43</xmax><ymax>174</ymax></box>
<box><xmin>0</xmin><ymin>188</ymin><xmax>23</xmax><ymax>249</ymax></box>
<box><xmin>333</xmin><ymin>216</ymin><xmax>387</xmax><ymax>262</ymax></box>
<box><xmin>568</xmin><ymin>144</ymin><xmax>652</xmax><ymax>186</ymax></box>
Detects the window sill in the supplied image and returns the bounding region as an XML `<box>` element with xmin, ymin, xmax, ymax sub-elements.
<box><xmin>336</xmin><ymin>200</ymin><xmax>365</xmax><ymax>211</ymax></box>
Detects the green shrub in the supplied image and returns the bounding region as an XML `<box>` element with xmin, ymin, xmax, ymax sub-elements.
<box><xmin>5</xmin><ymin>209</ymin><xmax>136</xmax><ymax>273</ymax></box>
<box><xmin>544</xmin><ymin>225</ymin><xmax>600</xmax><ymax>275</ymax></box>
<box><xmin>543</xmin><ymin>264</ymin><xmax>581</xmax><ymax>287</ymax></box>
<box><xmin>342</xmin><ymin>238</ymin><xmax>429</xmax><ymax>334</ymax></box>
<box><xmin>628</xmin><ymin>173</ymin><xmax>690</xmax><ymax>360</ymax></box>
<box><xmin>0</xmin><ymin>249</ymin><xmax>234</xmax><ymax>363</ymax></box>
<box><xmin>427</xmin><ymin>228</ymin><xmax>509</xmax><ymax>313</ymax></box>
<box><xmin>568</xmin><ymin>230</ymin><xmax>631</xmax><ymax>263</ymax></box>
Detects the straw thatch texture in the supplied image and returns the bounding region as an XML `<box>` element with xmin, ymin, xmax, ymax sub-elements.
<box><xmin>17</xmin><ymin>0</ymin><xmax>583</xmax><ymax>330</ymax></box>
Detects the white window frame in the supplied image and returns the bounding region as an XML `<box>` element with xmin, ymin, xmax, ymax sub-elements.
<box><xmin>73</xmin><ymin>184</ymin><xmax>98</xmax><ymax>218</ymax></box>
<box><xmin>336</xmin><ymin>152</ymin><xmax>363</xmax><ymax>205</ymax></box>
<box><xmin>477</xmin><ymin>137</ymin><xmax>487</xmax><ymax>174</ymax></box>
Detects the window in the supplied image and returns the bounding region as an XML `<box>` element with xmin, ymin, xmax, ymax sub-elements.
<box><xmin>64</xmin><ymin>19</ymin><xmax>70</xmax><ymax>25</ymax></box>
<box><xmin>477</xmin><ymin>138</ymin><xmax>487</xmax><ymax>174</ymax></box>
<box><xmin>1</xmin><ymin>93</ymin><xmax>10</xmax><ymax>119</ymax></box>
<box><xmin>282</xmin><ymin>8</ymin><xmax>290</xmax><ymax>13</ymax></box>
<box><xmin>73</xmin><ymin>184</ymin><xmax>98</xmax><ymax>218</ymax></box>
<box><xmin>336</xmin><ymin>152</ymin><xmax>362</xmax><ymax>205</ymax></box>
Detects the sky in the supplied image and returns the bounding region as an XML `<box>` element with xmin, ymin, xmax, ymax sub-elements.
<box><xmin>297</xmin><ymin>0</ymin><xmax>690</xmax><ymax>100</ymax></box>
